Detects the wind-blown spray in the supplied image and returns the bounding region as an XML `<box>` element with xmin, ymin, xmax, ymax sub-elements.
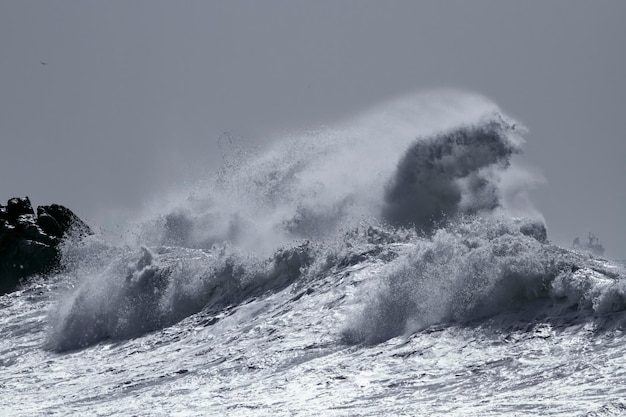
<box><xmin>47</xmin><ymin>91</ymin><xmax>556</xmax><ymax>351</ymax></box>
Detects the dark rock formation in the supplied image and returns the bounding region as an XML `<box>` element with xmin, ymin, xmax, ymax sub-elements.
<box><xmin>0</xmin><ymin>197</ymin><xmax>92</xmax><ymax>295</ymax></box>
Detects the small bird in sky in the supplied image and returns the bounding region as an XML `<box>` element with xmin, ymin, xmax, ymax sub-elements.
<box><xmin>40</xmin><ymin>62</ymin><xmax>47</xmax><ymax>65</ymax></box>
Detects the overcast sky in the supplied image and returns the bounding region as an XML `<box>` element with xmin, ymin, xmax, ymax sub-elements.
<box><xmin>1</xmin><ymin>1</ymin><xmax>624</xmax><ymax>258</ymax></box>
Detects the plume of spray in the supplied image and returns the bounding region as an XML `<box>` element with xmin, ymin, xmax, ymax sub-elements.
<box><xmin>125</xmin><ymin>90</ymin><xmax>533</xmax><ymax>253</ymax></box>
<box><xmin>383</xmin><ymin>114</ymin><xmax>525</xmax><ymax>234</ymax></box>
<box><xmin>47</xmin><ymin>90</ymin><xmax>547</xmax><ymax>350</ymax></box>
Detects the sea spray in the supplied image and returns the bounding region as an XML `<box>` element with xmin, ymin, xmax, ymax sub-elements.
<box><xmin>46</xmin><ymin>91</ymin><xmax>553</xmax><ymax>350</ymax></box>
<box><xmin>382</xmin><ymin>115</ymin><xmax>523</xmax><ymax>233</ymax></box>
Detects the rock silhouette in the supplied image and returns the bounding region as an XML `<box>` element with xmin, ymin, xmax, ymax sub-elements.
<box><xmin>0</xmin><ymin>197</ymin><xmax>91</xmax><ymax>294</ymax></box>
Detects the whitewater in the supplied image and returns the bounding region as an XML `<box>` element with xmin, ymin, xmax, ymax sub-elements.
<box><xmin>2</xmin><ymin>91</ymin><xmax>626</xmax><ymax>416</ymax></box>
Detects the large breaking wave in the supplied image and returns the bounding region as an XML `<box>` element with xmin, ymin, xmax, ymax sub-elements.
<box><xmin>45</xmin><ymin>91</ymin><xmax>625</xmax><ymax>351</ymax></box>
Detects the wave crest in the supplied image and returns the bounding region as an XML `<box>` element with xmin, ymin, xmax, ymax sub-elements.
<box><xmin>342</xmin><ymin>216</ymin><xmax>625</xmax><ymax>345</ymax></box>
<box><xmin>46</xmin><ymin>242</ymin><xmax>312</xmax><ymax>351</ymax></box>
<box><xmin>383</xmin><ymin>113</ymin><xmax>523</xmax><ymax>233</ymax></box>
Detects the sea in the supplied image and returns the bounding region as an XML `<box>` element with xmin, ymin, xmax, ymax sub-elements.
<box><xmin>2</xmin><ymin>91</ymin><xmax>625</xmax><ymax>416</ymax></box>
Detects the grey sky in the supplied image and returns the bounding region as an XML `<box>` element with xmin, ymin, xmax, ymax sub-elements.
<box><xmin>1</xmin><ymin>1</ymin><xmax>624</xmax><ymax>258</ymax></box>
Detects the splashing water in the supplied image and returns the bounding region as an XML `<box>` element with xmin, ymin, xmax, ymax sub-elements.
<box><xmin>46</xmin><ymin>89</ymin><xmax>616</xmax><ymax>355</ymax></box>
<box><xmin>3</xmin><ymin>90</ymin><xmax>626</xmax><ymax>417</ymax></box>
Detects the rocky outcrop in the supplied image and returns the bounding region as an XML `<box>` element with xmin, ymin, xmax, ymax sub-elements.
<box><xmin>0</xmin><ymin>197</ymin><xmax>92</xmax><ymax>295</ymax></box>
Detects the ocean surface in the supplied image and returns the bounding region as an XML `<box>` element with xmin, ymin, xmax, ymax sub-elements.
<box><xmin>2</xmin><ymin>92</ymin><xmax>625</xmax><ymax>416</ymax></box>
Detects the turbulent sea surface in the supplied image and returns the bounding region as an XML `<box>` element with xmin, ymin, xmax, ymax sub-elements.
<box><xmin>2</xmin><ymin>92</ymin><xmax>626</xmax><ymax>416</ymax></box>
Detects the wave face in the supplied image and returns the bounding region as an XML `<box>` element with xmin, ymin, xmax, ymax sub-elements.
<box><xmin>382</xmin><ymin>116</ymin><xmax>523</xmax><ymax>233</ymax></box>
